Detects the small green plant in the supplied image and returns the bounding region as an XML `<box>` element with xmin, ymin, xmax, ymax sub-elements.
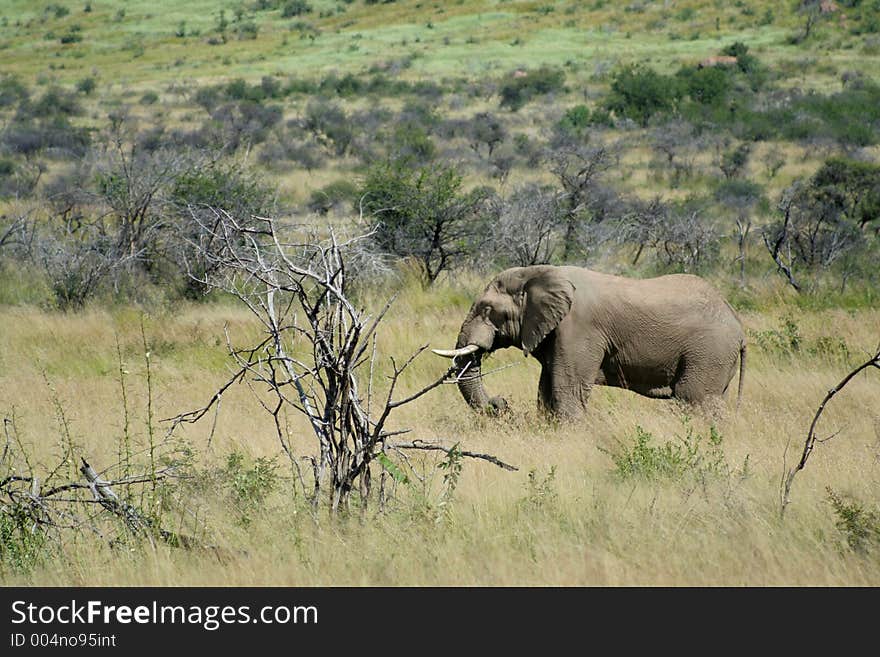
<box><xmin>601</xmin><ymin>422</ymin><xmax>728</xmax><ymax>482</ymax></box>
<box><xmin>521</xmin><ymin>466</ymin><xmax>558</xmax><ymax>509</ymax></box>
<box><xmin>224</xmin><ymin>452</ymin><xmax>279</xmax><ymax>526</ymax></box>
<box><xmin>827</xmin><ymin>487</ymin><xmax>880</xmax><ymax>554</ymax></box>
<box><xmin>749</xmin><ymin>316</ymin><xmax>802</xmax><ymax>355</ymax></box>
<box><xmin>0</xmin><ymin>504</ymin><xmax>48</xmax><ymax>574</ymax></box>
<box><xmin>434</xmin><ymin>443</ymin><xmax>463</xmax><ymax>522</ymax></box>
<box><xmin>809</xmin><ymin>335</ymin><xmax>851</xmax><ymax>363</ymax></box>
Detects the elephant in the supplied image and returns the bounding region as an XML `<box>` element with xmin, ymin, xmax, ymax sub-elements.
<box><xmin>433</xmin><ymin>265</ymin><xmax>746</xmax><ymax>418</ymax></box>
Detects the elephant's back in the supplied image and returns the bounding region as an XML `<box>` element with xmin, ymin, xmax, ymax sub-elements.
<box><xmin>578</xmin><ymin>269</ymin><xmax>744</xmax><ymax>343</ymax></box>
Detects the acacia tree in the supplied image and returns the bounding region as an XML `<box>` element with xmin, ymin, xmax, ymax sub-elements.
<box><xmin>359</xmin><ymin>158</ymin><xmax>495</xmax><ymax>284</ymax></box>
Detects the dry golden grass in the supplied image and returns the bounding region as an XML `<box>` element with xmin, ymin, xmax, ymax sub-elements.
<box><xmin>1</xmin><ymin>271</ymin><xmax>878</xmax><ymax>586</ymax></box>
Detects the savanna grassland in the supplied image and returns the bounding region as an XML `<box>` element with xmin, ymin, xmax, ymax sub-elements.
<box><xmin>1</xmin><ymin>1</ymin><xmax>880</xmax><ymax>586</ymax></box>
<box><xmin>1</xmin><ymin>279</ymin><xmax>879</xmax><ymax>586</ymax></box>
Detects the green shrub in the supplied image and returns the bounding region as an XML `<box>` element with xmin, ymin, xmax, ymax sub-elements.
<box><xmin>601</xmin><ymin>422</ymin><xmax>732</xmax><ymax>482</ymax></box>
<box><xmin>557</xmin><ymin>104</ymin><xmax>591</xmax><ymax>136</ymax></box>
<box><xmin>224</xmin><ymin>452</ymin><xmax>279</xmax><ymax>526</ymax></box>
<box><xmin>75</xmin><ymin>76</ymin><xmax>96</xmax><ymax>95</ymax></box>
<box><xmin>359</xmin><ymin>158</ymin><xmax>494</xmax><ymax>283</ymax></box>
<box><xmin>225</xmin><ymin>78</ymin><xmax>265</xmax><ymax>103</ymax></box>
<box><xmin>45</xmin><ymin>4</ymin><xmax>69</xmax><ymax>19</ymax></box>
<box><xmin>308</xmin><ymin>179</ymin><xmax>360</xmax><ymax>215</ymax></box>
<box><xmin>281</xmin><ymin>0</ymin><xmax>312</xmax><ymax>17</ymax></box>
<box><xmin>0</xmin><ymin>75</ymin><xmax>29</xmax><ymax>107</ymax></box>
<box><xmin>749</xmin><ymin>316</ymin><xmax>802</xmax><ymax>355</ymax></box>
<box><xmin>59</xmin><ymin>29</ymin><xmax>83</xmax><ymax>44</ymax></box>
<box><xmin>0</xmin><ymin>505</ymin><xmax>47</xmax><ymax>574</ymax></box>
<box><xmin>140</xmin><ymin>90</ymin><xmax>159</xmax><ymax>105</ymax></box>
<box><xmin>391</xmin><ymin>122</ymin><xmax>436</xmax><ymax>163</ymax></box>
<box><xmin>827</xmin><ymin>487</ymin><xmax>880</xmax><ymax>554</ymax></box>
<box><xmin>499</xmin><ymin>66</ymin><xmax>565</xmax><ymax>111</ymax></box>
<box><xmin>676</xmin><ymin>65</ymin><xmax>731</xmax><ymax>105</ymax></box>
<box><xmin>605</xmin><ymin>65</ymin><xmax>682</xmax><ymax>126</ymax></box>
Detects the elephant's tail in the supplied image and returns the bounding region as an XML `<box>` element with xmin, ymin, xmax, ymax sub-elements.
<box><xmin>736</xmin><ymin>341</ymin><xmax>747</xmax><ymax>412</ymax></box>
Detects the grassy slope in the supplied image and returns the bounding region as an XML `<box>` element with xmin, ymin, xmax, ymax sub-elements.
<box><xmin>2</xmin><ymin>1</ymin><xmax>875</xmax><ymax>87</ymax></box>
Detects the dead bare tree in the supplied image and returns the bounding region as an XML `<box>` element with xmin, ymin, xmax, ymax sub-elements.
<box><xmin>545</xmin><ymin>141</ymin><xmax>617</xmax><ymax>261</ymax></box>
<box><xmin>618</xmin><ymin>197</ymin><xmax>719</xmax><ymax>273</ymax></box>
<box><xmin>762</xmin><ymin>186</ymin><xmax>802</xmax><ymax>292</ymax></box>
<box><xmin>487</xmin><ymin>183</ymin><xmax>561</xmax><ymax>267</ymax></box>
<box><xmin>780</xmin><ymin>344</ymin><xmax>880</xmax><ymax>515</ymax></box>
<box><xmin>168</xmin><ymin>210</ymin><xmax>515</xmax><ymax>514</ymax></box>
<box><xmin>0</xmin><ymin>215</ymin><xmax>25</xmax><ymax>252</ymax></box>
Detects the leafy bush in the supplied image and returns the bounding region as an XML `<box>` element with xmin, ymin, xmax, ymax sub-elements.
<box><xmin>303</xmin><ymin>99</ymin><xmax>354</xmax><ymax>156</ymax></box>
<box><xmin>749</xmin><ymin>316</ymin><xmax>803</xmax><ymax>355</ymax></box>
<box><xmin>750</xmin><ymin>317</ymin><xmax>851</xmax><ymax>363</ymax></box>
<box><xmin>258</xmin><ymin>137</ymin><xmax>325</xmax><ymax>171</ymax></box>
<box><xmin>224</xmin><ymin>452</ymin><xmax>279</xmax><ymax>526</ymax></box>
<box><xmin>225</xmin><ymin>78</ymin><xmax>266</xmax><ymax>103</ymax></box>
<box><xmin>467</xmin><ymin>112</ymin><xmax>507</xmax><ymax>157</ymax></box>
<box><xmin>75</xmin><ymin>76</ymin><xmax>96</xmax><ymax>95</ymax></box>
<box><xmin>281</xmin><ymin>0</ymin><xmax>312</xmax><ymax>17</ymax></box>
<box><xmin>557</xmin><ymin>104</ymin><xmax>591</xmax><ymax>139</ymax></box>
<box><xmin>359</xmin><ymin>158</ymin><xmax>495</xmax><ymax>283</ymax></box>
<box><xmin>720</xmin><ymin>143</ymin><xmax>751</xmax><ymax>179</ymax></box>
<box><xmin>605</xmin><ymin>65</ymin><xmax>682</xmax><ymax>126</ymax></box>
<box><xmin>676</xmin><ymin>65</ymin><xmax>731</xmax><ymax>105</ymax></box>
<box><xmin>811</xmin><ymin>157</ymin><xmax>880</xmax><ymax>232</ymax></box>
<box><xmin>21</xmin><ymin>87</ymin><xmax>81</xmax><ymax>118</ymax></box>
<box><xmin>827</xmin><ymin>487</ymin><xmax>880</xmax><ymax>554</ymax></box>
<box><xmin>601</xmin><ymin>422</ymin><xmax>732</xmax><ymax>482</ymax></box>
<box><xmin>1</xmin><ymin>116</ymin><xmax>91</xmax><ymax>159</ymax></box>
<box><xmin>499</xmin><ymin>66</ymin><xmax>565</xmax><ymax>111</ymax></box>
<box><xmin>390</xmin><ymin>122</ymin><xmax>436</xmax><ymax>163</ymax></box>
<box><xmin>140</xmin><ymin>90</ymin><xmax>159</xmax><ymax>105</ymax></box>
<box><xmin>0</xmin><ymin>75</ymin><xmax>29</xmax><ymax>107</ymax></box>
<box><xmin>308</xmin><ymin>179</ymin><xmax>360</xmax><ymax>215</ymax></box>
<box><xmin>169</xmin><ymin>164</ymin><xmax>275</xmax><ymax>298</ymax></box>
<box><xmin>0</xmin><ymin>505</ymin><xmax>47</xmax><ymax>574</ymax></box>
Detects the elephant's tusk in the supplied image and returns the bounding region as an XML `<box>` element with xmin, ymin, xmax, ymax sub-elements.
<box><xmin>431</xmin><ymin>344</ymin><xmax>481</xmax><ymax>359</ymax></box>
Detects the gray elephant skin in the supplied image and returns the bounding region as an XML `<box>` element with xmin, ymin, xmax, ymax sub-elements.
<box><xmin>434</xmin><ymin>265</ymin><xmax>746</xmax><ymax>418</ymax></box>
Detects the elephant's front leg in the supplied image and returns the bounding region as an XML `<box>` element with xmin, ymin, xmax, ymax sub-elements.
<box><xmin>538</xmin><ymin>351</ymin><xmax>603</xmax><ymax>419</ymax></box>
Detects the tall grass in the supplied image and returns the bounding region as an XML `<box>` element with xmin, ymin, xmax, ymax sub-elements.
<box><xmin>1</xmin><ymin>275</ymin><xmax>878</xmax><ymax>585</ymax></box>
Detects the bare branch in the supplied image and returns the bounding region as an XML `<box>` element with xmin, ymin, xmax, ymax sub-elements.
<box><xmin>390</xmin><ymin>440</ymin><xmax>519</xmax><ymax>472</ymax></box>
<box><xmin>781</xmin><ymin>344</ymin><xmax>880</xmax><ymax>515</ymax></box>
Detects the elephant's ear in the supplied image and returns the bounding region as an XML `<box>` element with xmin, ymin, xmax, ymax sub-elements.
<box><xmin>520</xmin><ymin>270</ymin><xmax>575</xmax><ymax>355</ymax></box>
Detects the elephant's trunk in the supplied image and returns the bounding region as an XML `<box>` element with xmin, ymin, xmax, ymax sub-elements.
<box><xmin>452</xmin><ymin>347</ymin><xmax>509</xmax><ymax>416</ymax></box>
<box><xmin>434</xmin><ymin>308</ymin><xmax>509</xmax><ymax>414</ymax></box>
<box><xmin>455</xmin><ymin>354</ymin><xmax>491</xmax><ymax>411</ymax></box>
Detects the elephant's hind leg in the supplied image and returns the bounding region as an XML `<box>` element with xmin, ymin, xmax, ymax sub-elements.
<box><xmin>672</xmin><ymin>349</ymin><xmax>739</xmax><ymax>405</ymax></box>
